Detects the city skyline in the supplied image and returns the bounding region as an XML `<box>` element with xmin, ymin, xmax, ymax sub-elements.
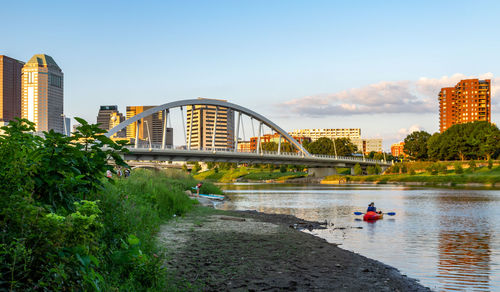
<box><xmin>2</xmin><ymin>0</ymin><xmax>499</xmax><ymax>150</ymax></box>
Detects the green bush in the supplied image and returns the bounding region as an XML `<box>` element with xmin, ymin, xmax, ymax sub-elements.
<box><xmin>367</xmin><ymin>166</ymin><xmax>376</xmax><ymax>175</ymax></box>
<box><xmin>454</xmin><ymin>162</ymin><xmax>464</xmax><ymax>174</ymax></box>
<box><xmin>488</xmin><ymin>159</ymin><xmax>493</xmax><ymax>170</ymax></box>
<box><xmin>438</xmin><ymin>163</ymin><xmax>448</xmax><ymax>175</ymax></box>
<box><xmin>468</xmin><ymin>160</ymin><xmax>476</xmax><ymax>172</ymax></box>
<box><xmin>354</xmin><ymin>163</ymin><xmax>362</xmax><ymax>175</ymax></box>
<box><xmin>0</xmin><ymin>119</ymin><xmax>212</xmax><ymax>290</ymax></box>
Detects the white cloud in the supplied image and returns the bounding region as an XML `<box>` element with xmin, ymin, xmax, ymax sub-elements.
<box><xmin>396</xmin><ymin>124</ymin><xmax>423</xmax><ymax>140</ymax></box>
<box><xmin>280</xmin><ymin>73</ymin><xmax>499</xmax><ymax>117</ymax></box>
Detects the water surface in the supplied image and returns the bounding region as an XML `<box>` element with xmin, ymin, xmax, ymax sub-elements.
<box><xmin>218</xmin><ymin>183</ymin><xmax>500</xmax><ymax>291</ymax></box>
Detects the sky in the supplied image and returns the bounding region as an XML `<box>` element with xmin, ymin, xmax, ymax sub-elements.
<box><xmin>2</xmin><ymin>0</ymin><xmax>499</xmax><ymax>150</ymax></box>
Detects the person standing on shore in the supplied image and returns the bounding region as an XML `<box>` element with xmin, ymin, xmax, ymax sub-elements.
<box><xmin>195</xmin><ymin>182</ymin><xmax>203</xmax><ymax>197</ymax></box>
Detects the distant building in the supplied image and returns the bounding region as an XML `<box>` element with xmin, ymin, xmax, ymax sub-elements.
<box><xmin>72</xmin><ymin>123</ymin><xmax>80</xmax><ymax>134</ymax></box>
<box><xmin>391</xmin><ymin>141</ymin><xmax>406</xmax><ymax>157</ymax></box>
<box><xmin>249</xmin><ymin>133</ymin><xmax>310</xmax><ymax>152</ymax></box>
<box><xmin>439</xmin><ymin>79</ymin><xmax>491</xmax><ymax>133</ymax></box>
<box><xmin>64</xmin><ymin>116</ymin><xmax>71</xmax><ymax>136</ymax></box>
<box><xmin>186</xmin><ymin>98</ymin><xmax>234</xmax><ymax>150</ymax></box>
<box><xmin>289</xmin><ymin>128</ymin><xmax>361</xmax><ymax>142</ymax></box>
<box><xmin>126</xmin><ymin>106</ymin><xmax>172</xmax><ymax>146</ymax></box>
<box><xmin>96</xmin><ymin>105</ymin><xmax>126</xmax><ymax>138</ymax></box>
<box><xmin>21</xmin><ymin>54</ymin><xmax>64</xmax><ymax>133</ymax></box>
<box><xmin>0</xmin><ymin>121</ymin><xmax>8</xmax><ymax>135</ymax></box>
<box><xmin>0</xmin><ymin>55</ymin><xmax>24</xmax><ymax>122</ymax></box>
<box><xmin>237</xmin><ymin>140</ymin><xmax>252</xmax><ymax>152</ymax></box>
<box><xmin>351</xmin><ymin>138</ymin><xmax>383</xmax><ymax>154</ymax></box>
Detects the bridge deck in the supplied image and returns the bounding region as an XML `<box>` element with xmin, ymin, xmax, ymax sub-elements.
<box><xmin>122</xmin><ymin>147</ymin><xmax>391</xmax><ymax>168</ymax></box>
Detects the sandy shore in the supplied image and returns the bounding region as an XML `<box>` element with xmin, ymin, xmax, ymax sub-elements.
<box><xmin>158</xmin><ymin>202</ymin><xmax>431</xmax><ymax>291</ymax></box>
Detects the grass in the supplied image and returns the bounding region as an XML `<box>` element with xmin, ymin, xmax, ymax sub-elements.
<box><xmin>97</xmin><ymin>168</ymin><xmax>224</xmax><ymax>290</ymax></box>
<box><xmin>346</xmin><ymin>165</ymin><xmax>500</xmax><ymax>185</ymax></box>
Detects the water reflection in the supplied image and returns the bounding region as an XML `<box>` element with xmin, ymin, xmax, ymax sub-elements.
<box><xmin>218</xmin><ymin>183</ymin><xmax>500</xmax><ymax>291</ymax></box>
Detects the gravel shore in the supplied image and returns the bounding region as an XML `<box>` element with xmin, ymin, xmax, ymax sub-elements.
<box><xmin>158</xmin><ymin>205</ymin><xmax>431</xmax><ymax>291</ymax></box>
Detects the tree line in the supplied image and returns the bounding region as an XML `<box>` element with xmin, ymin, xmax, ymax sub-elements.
<box><xmin>403</xmin><ymin>121</ymin><xmax>500</xmax><ymax>161</ymax></box>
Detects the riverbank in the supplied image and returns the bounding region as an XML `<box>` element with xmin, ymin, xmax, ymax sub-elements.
<box><xmin>159</xmin><ymin>205</ymin><xmax>430</xmax><ymax>291</ymax></box>
<box><xmin>323</xmin><ymin>165</ymin><xmax>500</xmax><ymax>187</ymax></box>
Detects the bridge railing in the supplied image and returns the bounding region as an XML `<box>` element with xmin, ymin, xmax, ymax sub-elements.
<box><xmin>126</xmin><ymin>144</ymin><xmax>387</xmax><ymax>164</ymax></box>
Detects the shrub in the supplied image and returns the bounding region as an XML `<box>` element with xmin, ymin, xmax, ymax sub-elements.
<box><xmin>468</xmin><ymin>160</ymin><xmax>476</xmax><ymax>172</ymax></box>
<box><xmin>367</xmin><ymin>166</ymin><xmax>376</xmax><ymax>175</ymax></box>
<box><xmin>401</xmin><ymin>164</ymin><xmax>408</xmax><ymax>174</ymax></box>
<box><xmin>439</xmin><ymin>163</ymin><xmax>448</xmax><ymax>175</ymax></box>
<box><xmin>454</xmin><ymin>162</ymin><xmax>464</xmax><ymax>174</ymax></box>
<box><xmin>280</xmin><ymin>165</ymin><xmax>287</xmax><ymax>173</ymax></box>
<box><xmin>354</xmin><ymin>163</ymin><xmax>362</xmax><ymax>175</ymax></box>
<box><xmin>488</xmin><ymin>159</ymin><xmax>493</xmax><ymax>170</ymax></box>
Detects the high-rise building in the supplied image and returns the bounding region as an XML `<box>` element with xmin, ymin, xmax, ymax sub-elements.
<box><xmin>186</xmin><ymin>99</ymin><xmax>234</xmax><ymax>149</ymax></box>
<box><xmin>439</xmin><ymin>79</ymin><xmax>491</xmax><ymax>132</ymax></box>
<box><xmin>0</xmin><ymin>55</ymin><xmax>24</xmax><ymax>122</ymax></box>
<box><xmin>288</xmin><ymin>128</ymin><xmax>361</xmax><ymax>142</ymax></box>
<box><xmin>21</xmin><ymin>54</ymin><xmax>64</xmax><ymax>133</ymax></box>
<box><xmin>96</xmin><ymin>105</ymin><xmax>126</xmax><ymax>138</ymax></box>
<box><xmin>126</xmin><ymin>106</ymin><xmax>172</xmax><ymax>146</ymax></box>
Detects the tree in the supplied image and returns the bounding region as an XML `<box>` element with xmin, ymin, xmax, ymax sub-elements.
<box><xmin>261</xmin><ymin>141</ymin><xmax>278</xmax><ymax>152</ymax></box>
<box><xmin>427</xmin><ymin>122</ymin><xmax>500</xmax><ymax>161</ymax></box>
<box><xmin>367</xmin><ymin>166</ymin><xmax>376</xmax><ymax>175</ymax></box>
<box><xmin>304</xmin><ymin>137</ymin><xmax>335</xmax><ymax>155</ymax></box>
<box><xmin>193</xmin><ymin>162</ymin><xmax>201</xmax><ymax>173</ymax></box>
<box><xmin>334</xmin><ymin>138</ymin><xmax>358</xmax><ymax>156</ymax></box>
<box><xmin>354</xmin><ymin>163</ymin><xmax>362</xmax><ymax>175</ymax></box>
<box><xmin>404</xmin><ymin>131</ymin><xmax>431</xmax><ymax>160</ymax></box>
<box><xmin>280</xmin><ymin>142</ymin><xmax>294</xmax><ymax>153</ymax></box>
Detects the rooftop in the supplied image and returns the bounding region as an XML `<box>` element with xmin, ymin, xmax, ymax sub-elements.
<box><xmin>25</xmin><ymin>54</ymin><xmax>61</xmax><ymax>70</ymax></box>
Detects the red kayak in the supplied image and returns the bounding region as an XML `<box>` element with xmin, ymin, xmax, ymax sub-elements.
<box><xmin>363</xmin><ymin>211</ymin><xmax>383</xmax><ymax>221</ymax></box>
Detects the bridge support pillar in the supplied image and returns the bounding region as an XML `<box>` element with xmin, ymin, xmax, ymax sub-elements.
<box><xmin>308</xmin><ymin>167</ymin><xmax>337</xmax><ymax>178</ymax></box>
<box><xmin>351</xmin><ymin>167</ymin><xmax>355</xmax><ymax>175</ymax></box>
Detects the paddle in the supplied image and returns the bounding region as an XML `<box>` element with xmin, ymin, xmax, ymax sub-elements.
<box><xmin>354</xmin><ymin>211</ymin><xmax>396</xmax><ymax>216</ymax></box>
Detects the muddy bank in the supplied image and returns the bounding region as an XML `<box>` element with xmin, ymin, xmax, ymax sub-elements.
<box><xmin>159</xmin><ymin>207</ymin><xmax>430</xmax><ymax>291</ymax></box>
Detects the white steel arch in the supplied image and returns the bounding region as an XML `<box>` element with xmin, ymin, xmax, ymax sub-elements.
<box><xmin>106</xmin><ymin>99</ymin><xmax>310</xmax><ymax>156</ymax></box>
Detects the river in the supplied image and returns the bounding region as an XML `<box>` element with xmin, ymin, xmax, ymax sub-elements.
<box><xmin>217</xmin><ymin>183</ymin><xmax>500</xmax><ymax>291</ymax></box>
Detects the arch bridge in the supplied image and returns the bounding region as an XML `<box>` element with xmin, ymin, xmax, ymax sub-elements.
<box><xmin>106</xmin><ymin>99</ymin><xmax>391</xmax><ymax>174</ymax></box>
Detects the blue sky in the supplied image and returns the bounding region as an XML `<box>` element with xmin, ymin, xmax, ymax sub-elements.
<box><xmin>2</xmin><ymin>0</ymin><xmax>499</xmax><ymax>149</ymax></box>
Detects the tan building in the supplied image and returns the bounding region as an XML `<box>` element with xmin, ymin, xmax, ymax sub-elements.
<box><xmin>0</xmin><ymin>55</ymin><xmax>24</xmax><ymax>122</ymax></box>
<box><xmin>237</xmin><ymin>140</ymin><xmax>252</xmax><ymax>152</ymax></box>
<box><xmin>96</xmin><ymin>105</ymin><xmax>126</xmax><ymax>138</ymax></box>
<box><xmin>126</xmin><ymin>106</ymin><xmax>172</xmax><ymax>146</ymax></box>
<box><xmin>439</xmin><ymin>79</ymin><xmax>491</xmax><ymax>132</ymax></box>
<box><xmin>289</xmin><ymin>128</ymin><xmax>361</xmax><ymax>142</ymax></box>
<box><xmin>21</xmin><ymin>54</ymin><xmax>64</xmax><ymax>133</ymax></box>
<box><xmin>351</xmin><ymin>138</ymin><xmax>383</xmax><ymax>154</ymax></box>
<box><xmin>186</xmin><ymin>99</ymin><xmax>234</xmax><ymax>149</ymax></box>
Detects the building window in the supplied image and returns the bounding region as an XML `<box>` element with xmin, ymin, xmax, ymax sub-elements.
<box><xmin>49</xmin><ymin>74</ymin><xmax>62</xmax><ymax>88</ymax></box>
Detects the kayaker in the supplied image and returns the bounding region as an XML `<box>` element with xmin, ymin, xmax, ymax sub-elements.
<box><xmin>367</xmin><ymin>202</ymin><xmax>382</xmax><ymax>214</ymax></box>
